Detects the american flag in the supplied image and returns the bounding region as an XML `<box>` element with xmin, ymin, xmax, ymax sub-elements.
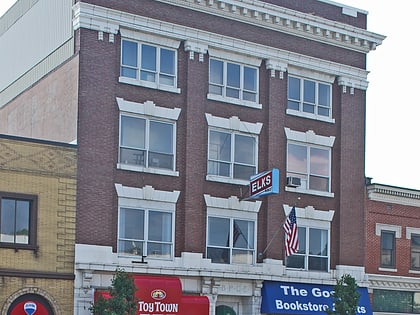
<box><xmin>283</xmin><ymin>207</ymin><xmax>299</xmax><ymax>257</ymax></box>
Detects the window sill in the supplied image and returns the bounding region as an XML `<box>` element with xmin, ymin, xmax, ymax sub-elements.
<box><xmin>409</xmin><ymin>269</ymin><xmax>420</xmax><ymax>274</ymax></box>
<box><xmin>207</xmin><ymin>93</ymin><xmax>262</xmax><ymax>109</ymax></box>
<box><xmin>285</xmin><ymin>186</ymin><xmax>334</xmax><ymax>198</ymax></box>
<box><xmin>378</xmin><ymin>267</ymin><xmax>397</xmax><ymax>272</ymax></box>
<box><xmin>119</xmin><ymin>76</ymin><xmax>181</xmax><ymax>94</ymax></box>
<box><xmin>206</xmin><ymin>174</ymin><xmax>249</xmax><ymax>186</ymax></box>
<box><xmin>286</xmin><ymin>109</ymin><xmax>335</xmax><ymax>123</ymax></box>
<box><xmin>117</xmin><ymin>163</ymin><xmax>179</xmax><ymax>177</ymax></box>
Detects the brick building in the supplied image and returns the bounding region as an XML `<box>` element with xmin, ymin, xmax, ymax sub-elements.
<box><xmin>0</xmin><ymin>135</ymin><xmax>77</xmax><ymax>314</ymax></box>
<box><xmin>0</xmin><ymin>0</ymin><xmax>385</xmax><ymax>314</ymax></box>
<box><xmin>365</xmin><ymin>181</ymin><xmax>420</xmax><ymax>313</ymax></box>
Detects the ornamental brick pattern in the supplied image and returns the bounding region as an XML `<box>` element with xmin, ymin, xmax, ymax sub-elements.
<box><xmin>0</xmin><ymin>135</ymin><xmax>77</xmax><ymax>315</ymax></box>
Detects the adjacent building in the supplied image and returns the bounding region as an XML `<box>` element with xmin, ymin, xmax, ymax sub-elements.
<box><xmin>0</xmin><ymin>135</ymin><xmax>77</xmax><ymax>314</ymax></box>
<box><xmin>365</xmin><ymin>181</ymin><xmax>420</xmax><ymax>314</ymax></box>
<box><xmin>0</xmin><ymin>0</ymin><xmax>386</xmax><ymax>314</ymax></box>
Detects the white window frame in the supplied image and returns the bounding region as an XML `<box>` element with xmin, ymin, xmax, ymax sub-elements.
<box><xmin>286</xmin><ymin>67</ymin><xmax>335</xmax><ymax>123</ymax></box>
<box><xmin>206</xmin><ymin>113</ymin><xmax>262</xmax><ymax>185</ymax></box>
<box><xmin>207</xmin><ymin>49</ymin><xmax>262</xmax><ymax>109</ymax></box>
<box><xmin>283</xmin><ymin>205</ymin><xmax>334</xmax><ymax>275</ymax></box>
<box><xmin>204</xmin><ymin>194</ymin><xmax>261</xmax><ymax>266</ymax></box>
<box><xmin>407</xmin><ymin>227</ymin><xmax>420</xmax><ymax>273</ymax></box>
<box><xmin>116</xmin><ymin>98</ymin><xmax>181</xmax><ymax>177</ymax></box>
<box><xmin>119</xmin><ymin>29</ymin><xmax>181</xmax><ymax>94</ymax></box>
<box><xmin>115</xmin><ymin>184</ymin><xmax>180</xmax><ymax>260</ymax></box>
<box><xmin>285</xmin><ymin>128</ymin><xmax>335</xmax><ymax>197</ymax></box>
<box><xmin>376</xmin><ymin>223</ymin><xmax>401</xmax><ymax>272</ymax></box>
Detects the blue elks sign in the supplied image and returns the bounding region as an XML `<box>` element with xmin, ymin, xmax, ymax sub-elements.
<box><xmin>249</xmin><ymin>168</ymin><xmax>279</xmax><ymax>199</ymax></box>
<box><xmin>261</xmin><ymin>281</ymin><xmax>372</xmax><ymax>315</ymax></box>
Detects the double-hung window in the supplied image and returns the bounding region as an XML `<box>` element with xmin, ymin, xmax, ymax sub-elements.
<box><xmin>411</xmin><ymin>233</ymin><xmax>420</xmax><ymax>270</ymax></box>
<box><xmin>284</xmin><ymin>205</ymin><xmax>333</xmax><ymax>273</ymax></box>
<box><xmin>285</xmin><ymin>128</ymin><xmax>335</xmax><ymax>196</ymax></box>
<box><xmin>207</xmin><ymin>217</ymin><xmax>255</xmax><ymax>264</ymax></box>
<box><xmin>120</xmin><ymin>36</ymin><xmax>179</xmax><ymax>93</ymax></box>
<box><xmin>287</xmin><ymin>143</ymin><xmax>331</xmax><ymax>192</ymax></box>
<box><xmin>206</xmin><ymin>114</ymin><xmax>262</xmax><ymax>185</ymax></box>
<box><xmin>286</xmin><ymin>226</ymin><xmax>329</xmax><ymax>272</ymax></box>
<box><xmin>381</xmin><ymin>230</ymin><xmax>396</xmax><ymax>268</ymax></box>
<box><xmin>120</xmin><ymin>115</ymin><xmax>175</xmax><ymax>170</ymax></box>
<box><xmin>209</xmin><ymin>58</ymin><xmax>258</xmax><ymax>102</ymax></box>
<box><xmin>287</xmin><ymin>75</ymin><xmax>333</xmax><ymax>121</ymax></box>
<box><xmin>0</xmin><ymin>192</ymin><xmax>37</xmax><ymax>249</ymax></box>
<box><xmin>208</xmin><ymin>130</ymin><xmax>257</xmax><ymax>181</ymax></box>
<box><xmin>117</xmin><ymin>98</ymin><xmax>181</xmax><ymax>176</ymax></box>
<box><xmin>118</xmin><ymin>207</ymin><xmax>173</xmax><ymax>259</ymax></box>
<box><xmin>204</xmin><ymin>194</ymin><xmax>261</xmax><ymax>266</ymax></box>
<box><xmin>116</xmin><ymin>184</ymin><xmax>179</xmax><ymax>260</ymax></box>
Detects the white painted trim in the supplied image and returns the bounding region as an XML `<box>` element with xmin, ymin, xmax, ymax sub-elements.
<box><xmin>118</xmin><ymin>77</ymin><xmax>181</xmax><ymax>94</ymax></box>
<box><xmin>116</xmin><ymin>97</ymin><xmax>181</xmax><ymax>120</ymax></box>
<box><xmin>288</xmin><ymin>66</ymin><xmax>335</xmax><ymax>83</ymax></box>
<box><xmin>406</xmin><ymin>227</ymin><xmax>420</xmax><ymax>240</ymax></box>
<box><xmin>120</xmin><ymin>28</ymin><xmax>181</xmax><ymax>48</ymax></box>
<box><xmin>204</xmin><ymin>194</ymin><xmax>261</xmax><ymax>220</ymax></box>
<box><xmin>283</xmin><ymin>204</ymin><xmax>334</xmax><ymax>225</ymax></box>
<box><xmin>73</xmin><ymin>2</ymin><xmax>375</xmax><ymax>90</ymax></box>
<box><xmin>286</xmin><ymin>109</ymin><xmax>335</xmax><ymax>124</ymax></box>
<box><xmin>375</xmin><ymin>223</ymin><xmax>402</xmax><ymax>238</ymax></box>
<box><xmin>206</xmin><ymin>113</ymin><xmax>263</xmax><ymax>134</ymax></box>
<box><xmin>150</xmin><ymin>0</ymin><xmax>383</xmax><ymax>53</ymax></box>
<box><xmin>366</xmin><ymin>184</ymin><xmax>420</xmax><ymax>207</ymax></box>
<box><xmin>208</xmin><ymin>48</ymin><xmax>262</xmax><ymax>67</ymax></box>
<box><xmin>284</xmin><ymin>127</ymin><xmax>335</xmax><ymax>147</ymax></box>
<box><xmin>115</xmin><ymin>183</ymin><xmax>180</xmax><ymax>205</ymax></box>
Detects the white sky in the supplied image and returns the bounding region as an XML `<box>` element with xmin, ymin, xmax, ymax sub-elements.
<box><xmin>1</xmin><ymin>0</ymin><xmax>419</xmax><ymax>190</ymax></box>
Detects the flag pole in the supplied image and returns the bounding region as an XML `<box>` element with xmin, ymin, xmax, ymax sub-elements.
<box><xmin>260</xmin><ymin>199</ymin><xmax>300</xmax><ymax>258</ymax></box>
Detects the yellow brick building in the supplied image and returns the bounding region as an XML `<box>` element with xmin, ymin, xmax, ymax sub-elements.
<box><xmin>0</xmin><ymin>135</ymin><xmax>77</xmax><ymax>315</ymax></box>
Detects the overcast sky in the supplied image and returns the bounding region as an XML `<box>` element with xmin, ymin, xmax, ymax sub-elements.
<box><xmin>1</xmin><ymin>0</ymin><xmax>419</xmax><ymax>190</ymax></box>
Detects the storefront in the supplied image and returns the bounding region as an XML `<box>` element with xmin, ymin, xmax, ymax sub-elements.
<box><xmin>96</xmin><ymin>275</ymin><xmax>209</xmax><ymax>315</ymax></box>
<box><xmin>261</xmin><ymin>281</ymin><xmax>372</xmax><ymax>315</ymax></box>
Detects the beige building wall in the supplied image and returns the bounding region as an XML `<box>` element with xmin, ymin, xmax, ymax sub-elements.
<box><xmin>0</xmin><ymin>56</ymin><xmax>78</xmax><ymax>144</ymax></box>
<box><xmin>0</xmin><ymin>135</ymin><xmax>77</xmax><ymax>314</ymax></box>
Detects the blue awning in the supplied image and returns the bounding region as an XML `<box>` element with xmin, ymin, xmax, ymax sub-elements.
<box><xmin>261</xmin><ymin>281</ymin><xmax>372</xmax><ymax>315</ymax></box>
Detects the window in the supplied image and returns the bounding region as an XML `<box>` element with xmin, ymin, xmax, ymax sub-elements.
<box><xmin>287</xmin><ymin>142</ymin><xmax>331</xmax><ymax>192</ymax></box>
<box><xmin>286</xmin><ymin>226</ymin><xmax>329</xmax><ymax>272</ymax></box>
<box><xmin>206</xmin><ymin>114</ymin><xmax>262</xmax><ymax>184</ymax></box>
<box><xmin>381</xmin><ymin>230</ymin><xmax>396</xmax><ymax>268</ymax></box>
<box><xmin>208</xmin><ymin>130</ymin><xmax>257</xmax><ymax>181</ymax></box>
<box><xmin>119</xmin><ymin>114</ymin><xmax>175</xmax><ymax>171</ymax></box>
<box><xmin>411</xmin><ymin>233</ymin><xmax>420</xmax><ymax>270</ymax></box>
<box><xmin>121</xmin><ymin>39</ymin><xmax>177</xmax><ymax>89</ymax></box>
<box><xmin>115</xmin><ymin>184</ymin><xmax>179</xmax><ymax>260</ymax></box>
<box><xmin>0</xmin><ymin>192</ymin><xmax>37</xmax><ymax>249</ymax></box>
<box><xmin>207</xmin><ymin>217</ymin><xmax>255</xmax><ymax>264</ymax></box>
<box><xmin>117</xmin><ymin>98</ymin><xmax>181</xmax><ymax>176</ymax></box>
<box><xmin>209</xmin><ymin>58</ymin><xmax>258</xmax><ymax>103</ymax></box>
<box><xmin>373</xmin><ymin>289</ymin><xmax>420</xmax><ymax>313</ymax></box>
<box><xmin>288</xmin><ymin>76</ymin><xmax>332</xmax><ymax>118</ymax></box>
<box><xmin>118</xmin><ymin>207</ymin><xmax>173</xmax><ymax>259</ymax></box>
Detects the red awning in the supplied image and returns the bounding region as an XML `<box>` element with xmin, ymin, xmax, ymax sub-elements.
<box><xmin>134</xmin><ymin>275</ymin><xmax>182</xmax><ymax>304</ymax></box>
<box><xmin>180</xmin><ymin>296</ymin><xmax>210</xmax><ymax>315</ymax></box>
<box><xmin>94</xmin><ymin>275</ymin><xmax>209</xmax><ymax>315</ymax></box>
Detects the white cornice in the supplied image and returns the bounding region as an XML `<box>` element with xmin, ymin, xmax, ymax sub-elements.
<box><xmin>73</xmin><ymin>2</ymin><xmax>371</xmax><ymax>89</ymax></box>
<box><xmin>153</xmin><ymin>0</ymin><xmax>384</xmax><ymax>53</ymax></box>
<box><xmin>368</xmin><ymin>273</ymin><xmax>420</xmax><ymax>291</ymax></box>
<box><xmin>367</xmin><ymin>184</ymin><xmax>420</xmax><ymax>207</ymax></box>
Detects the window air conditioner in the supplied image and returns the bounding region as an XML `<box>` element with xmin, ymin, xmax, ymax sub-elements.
<box><xmin>286</xmin><ymin>176</ymin><xmax>301</xmax><ymax>187</ymax></box>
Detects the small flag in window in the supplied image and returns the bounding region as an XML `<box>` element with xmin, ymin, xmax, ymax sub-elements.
<box><xmin>283</xmin><ymin>207</ymin><xmax>299</xmax><ymax>257</ymax></box>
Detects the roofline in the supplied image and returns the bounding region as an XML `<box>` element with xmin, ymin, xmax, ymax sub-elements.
<box><xmin>0</xmin><ymin>133</ymin><xmax>77</xmax><ymax>148</ymax></box>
